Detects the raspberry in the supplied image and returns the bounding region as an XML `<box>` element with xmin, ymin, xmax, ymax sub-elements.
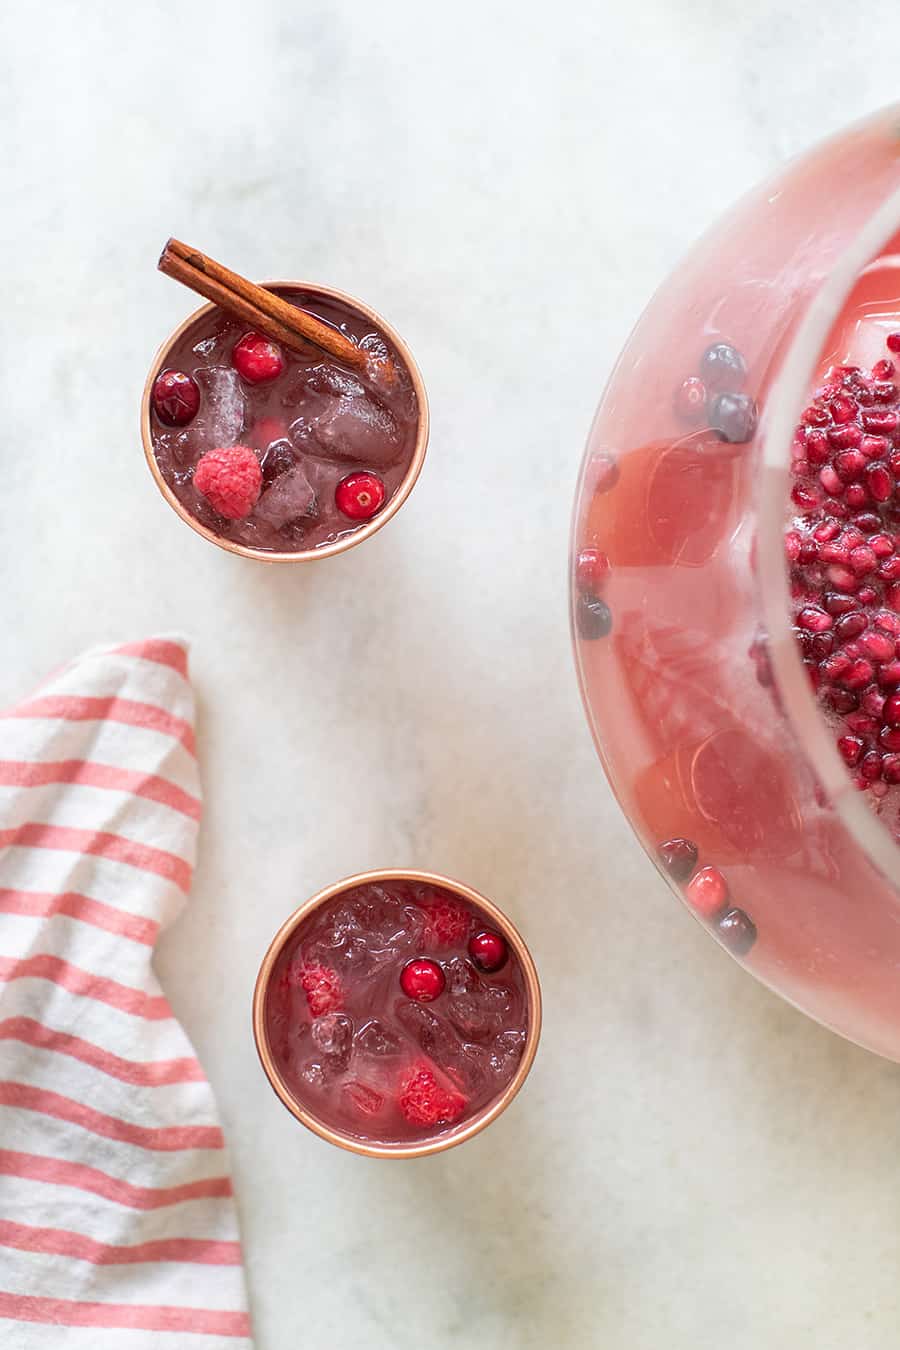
<box><xmin>232</xmin><ymin>331</ymin><xmax>285</xmax><ymax>384</ymax></box>
<box><xmin>398</xmin><ymin>1063</ymin><xmax>466</xmax><ymax>1128</ymax></box>
<box><xmin>422</xmin><ymin>893</ymin><xmax>471</xmax><ymax>947</ymax></box>
<box><xmin>193</xmin><ymin>446</ymin><xmax>262</xmax><ymax>519</ymax></box>
<box><xmin>297</xmin><ymin>963</ymin><xmax>344</xmax><ymax>1017</ymax></box>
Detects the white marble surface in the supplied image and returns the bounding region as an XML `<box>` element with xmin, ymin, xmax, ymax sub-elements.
<box><xmin>3</xmin><ymin>3</ymin><xmax>900</xmax><ymax>1346</ymax></box>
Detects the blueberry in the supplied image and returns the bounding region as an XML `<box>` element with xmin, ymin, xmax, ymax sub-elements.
<box><xmin>701</xmin><ymin>342</ymin><xmax>747</xmax><ymax>391</ymax></box>
<box><xmin>717</xmin><ymin>907</ymin><xmax>757</xmax><ymax>957</ymax></box>
<box><xmin>576</xmin><ymin>593</ymin><xmax>612</xmax><ymax>640</ymax></box>
<box><xmin>710</xmin><ymin>392</ymin><xmax>758</xmax><ymax>444</ymax></box>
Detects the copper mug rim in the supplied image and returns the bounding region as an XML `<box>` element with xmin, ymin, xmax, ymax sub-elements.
<box><xmin>140</xmin><ymin>281</ymin><xmax>429</xmax><ymax>563</ymax></box>
<box><xmin>252</xmin><ymin>868</ymin><xmax>542</xmax><ymax>1159</ymax></box>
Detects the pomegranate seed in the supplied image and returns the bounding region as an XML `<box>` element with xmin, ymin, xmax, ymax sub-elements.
<box><xmin>873</xmin><ymin>382</ymin><xmax>898</xmax><ymax>403</ymax></box>
<box><xmin>808</xmin><ymin>632</ymin><xmax>833</xmax><ymax>659</ymax></box>
<box><xmin>806</xmin><ymin>429</ymin><xmax>830</xmax><ymax>464</ymax></box>
<box><xmin>400</xmin><ymin>959</ymin><xmax>446</xmax><ymax>1002</ymax></box>
<box><xmin>884</xmin><ymin>693</ymin><xmax>900</xmax><ymax>727</ymax></box>
<box><xmin>793</xmin><ymin>482</ymin><xmax>823</xmax><ymax>510</ymax></box>
<box><xmin>575</xmin><ymin>548</ymin><xmax>610</xmax><ymax>593</ymax></box>
<box><xmin>849</xmin><ymin>545</ymin><xmax>877</xmax><ymax>576</ymax></box>
<box><xmin>861</xmin><ymin>686</ymin><xmax>887</xmax><ymax>717</ymax></box>
<box><xmin>819</xmin><ymin>540</ymin><xmax>850</xmax><ymax>564</ymax></box>
<box><xmin>827</xmin><ymin>564</ymin><xmax>859</xmax><ymax>592</ymax></box>
<box><xmin>468</xmin><ymin>931</ymin><xmax>508</xmax><ymax>973</ymax></box>
<box><xmin>880</xmin><ymin>726</ymin><xmax>900</xmax><ymax>751</ymax></box>
<box><xmin>859</xmin><ymin>630</ymin><xmax>895</xmax><ymax>663</ymax></box>
<box><xmin>700</xmin><ymin>342</ymin><xmax>747</xmax><ymax>391</ymax></box>
<box><xmin>845</xmin><ymin>710</ymin><xmax>875</xmax><ymax>734</ymax></box>
<box><xmin>821</xmin><ymin>652</ymin><xmax>852</xmax><ymax>681</ymax></box>
<box><xmin>814</xmin><ymin>520</ymin><xmax>841</xmax><ymax>543</ymax></box>
<box><xmin>887</xmin><ymin>333</ymin><xmax>900</xmax><ymax>354</ymax></box>
<box><xmin>798</xmin><ymin>538</ymin><xmax>818</xmax><ymax>564</ymax></box>
<box><xmin>657</xmin><ymin>837</ymin><xmax>699</xmax><ymax>881</ymax></box>
<box><xmin>802</xmin><ymin>403</ymin><xmax>832</xmax><ymax>427</ymax></box>
<box><xmin>685</xmin><ymin>866</ymin><xmax>729</xmax><ymax>918</ymax></box>
<box><xmin>151</xmin><ymin>369</ymin><xmax>200</xmax><ymax>426</ymax></box>
<box><xmin>828</xmin><ymin>424</ymin><xmax>863</xmax><ymax>450</ymax></box>
<box><xmin>232</xmin><ymin>331</ymin><xmax>285</xmax><ymax>384</ymax></box>
<box><xmin>864</xmin><ymin>462</ymin><xmax>893</xmax><ymax>501</ymax></box>
<box><xmin>335</xmin><ymin>471</ymin><xmax>386</xmax><ymax>521</ymax></box>
<box><xmin>851</xmin><ymin>512</ymin><xmax>882</xmax><ymax>533</ymax></box>
<box><xmin>824</xmin><ymin>592</ymin><xmax>856</xmax><ymax>616</ymax></box>
<box><xmin>883</xmin><ymin>754</ymin><xmax>900</xmax><ymax>784</ymax></box>
<box><xmin>819</xmin><ymin>466</ymin><xmax>844</xmax><ymax>496</ymax></box>
<box><xmin>835</xmin><ymin>450</ymin><xmax>866</xmax><ymax>482</ymax></box>
<box><xmin>837</xmin><ymin>735</ymin><xmax>864</xmax><ymax>766</ymax></box>
<box><xmin>845</xmin><ymin>483</ymin><xmax>870</xmax><ymax>509</ymax></box>
<box><xmin>873</xmin><ymin>359</ymin><xmax>896</xmax><ymax>381</ymax></box>
<box><xmin>886</xmin><ymin>585</ymin><xmax>900</xmax><ymax>612</ymax></box>
<box><xmin>878</xmin><ymin>556</ymin><xmax>900</xmax><ymax>581</ymax></box>
<box><xmin>857</xmin><ymin>585</ymin><xmax>878</xmax><ymax>607</ymax></box>
<box><xmin>861</xmin><ymin>750</ymin><xmax>883</xmax><ymax>781</ymax></box>
<box><xmin>823</xmin><ymin>499</ymin><xmax>849</xmax><ymax>519</ymax></box>
<box><xmin>862</xmin><ymin>435</ymin><xmax>890</xmax><ymax>459</ymax></box>
<box><xmin>870</xmin><ymin>533</ymin><xmax>895</xmax><ymax>558</ymax></box>
<box><xmin>842</xmin><ymin>658</ymin><xmax>875</xmax><ymax>689</ymax></box>
<box><xmin>717</xmin><ymin>908</ymin><xmax>757</xmax><ymax>957</ymax></box>
<box><xmin>674</xmin><ymin>376</ymin><xmax>708</xmax><ymax>423</ymax></box>
<box><xmin>834</xmin><ymin>611</ymin><xmax>868</xmax><ymax>640</ymax></box>
<box><xmin>829</xmin><ymin>393</ymin><xmax>859</xmax><ymax>424</ymax></box>
<box><xmin>877</xmin><ymin>661</ymin><xmax>900</xmax><ymax>686</ymax></box>
<box><xmin>876</xmin><ymin>611</ymin><xmax>900</xmax><ymax>634</ymax></box>
<box><xmin>797</xmin><ymin>606</ymin><xmax>833</xmax><ymax>632</ymax></box>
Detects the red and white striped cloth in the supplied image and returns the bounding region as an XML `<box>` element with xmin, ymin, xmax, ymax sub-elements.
<box><xmin>0</xmin><ymin>637</ymin><xmax>253</xmax><ymax>1346</ymax></box>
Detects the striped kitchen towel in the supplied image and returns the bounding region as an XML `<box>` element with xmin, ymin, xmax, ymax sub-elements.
<box><xmin>0</xmin><ymin>636</ymin><xmax>253</xmax><ymax>1347</ymax></box>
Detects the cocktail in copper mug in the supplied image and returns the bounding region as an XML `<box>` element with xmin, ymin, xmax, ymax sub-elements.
<box><xmin>253</xmin><ymin>870</ymin><xmax>541</xmax><ymax>1158</ymax></box>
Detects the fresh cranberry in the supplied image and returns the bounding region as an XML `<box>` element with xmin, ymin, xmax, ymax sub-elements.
<box><xmin>700</xmin><ymin>342</ymin><xmax>747</xmax><ymax>391</ymax></box>
<box><xmin>685</xmin><ymin>866</ymin><xmax>729</xmax><ymax>919</ymax></box>
<box><xmin>576</xmin><ymin>593</ymin><xmax>613</xmax><ymax>640</ymax></box>
<box><xmin>710</xmin><ymin>392</ymin><xmax>757</xmax><ymax>444</ymax></box>
<box><xmin>657</xmin><ymin>837</ymin><xmax>699</xmax><ymax>882</ymax></box>
<box><xmin>151</xmin><ymin>369</ymin><xmax>200</xmax><ymax>426</ymax></box>
<box><xmin>674</xmin><ymin>376</ymin><xmax>708</xmax><ymax>423</ymax></box>
<box><xmin>335</xmin><ymin>470</ymin><xmax>386</xmax><ymax>521</ymax></box>
<box><xmin>400</xmin><ymin>958</ymin><xmax>446</xmax><ymax>1002</ymax></box>
<box><xmin>717</xmin><ymin>908</ymin><xmax>757</xmax><ymax>957</ymax></box>
<box><xmin>468</xmin><ymin>931</ymin><xmax>508</xmax><ymax>973</ymax></box>
<box><xmin>232</xmin><ymin>331</ymin><xmax>285</xmax><ymax>384</ymax></box>
<box><xmin>575</xmin><ymin>548</ymin><xmax>610</xmax><ymax>593</ymax></box>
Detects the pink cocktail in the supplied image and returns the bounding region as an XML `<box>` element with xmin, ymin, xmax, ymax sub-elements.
<box><xmin>253</xmin><ymin>872</ymin><xmax>541</xmax><ymax>1156</ymax></box>
<box><xmin>571</xmin><ymin>106</ymin><xmax>900</xmax><ymax>1059</ymax></box>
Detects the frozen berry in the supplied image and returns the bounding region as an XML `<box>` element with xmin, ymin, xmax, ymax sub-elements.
<box><xmin>468</xmin><ymin>930</ymin><xmax>508</xmax><ymax>973</ymax></box>
<box><xmin>657</xmin><ymin>837</ymin><xmax>698</xmax><ymax>882</ymax></box>
<box><xmin>685</xmin><ymin>865</ymin><xmax>729</xmax><ymax>919</ymax></box>
<box><xmin>398</xmin><ymin>1063</ymin><xmax>466</xmax><ymax>1128</ymax></box>
<box><xmin>151</xmin><ymin>369</ymin><xmax>200</xmax><ymax>426</ymax></box>
<box><xmin>400</xmin><ymin>958</ymin><xmax>446</xmax><ymax>1002</ymax></box>
<box><xmin>232</xmin><ymin>331</ymin><xmax>285</xmax><ymax>384</ymax></box>
<box><xmin>674</xmin><ymin>376</ymin><xmax>708</xmax><ymax>424</ymax></box>
<box><xmin>710</xmin><ymin>392</ymin><xmax>758</xmax><ymax>444</ymax></box>
<box><xmin>193</xmin><ymin>445</ymin><xmax>262</xmax><ymax>519</ymax></box>
<box><xmin>701</xmin><ymin>342</ymin><xmax>747</xmax><ymax>391</ymax></box>
<box><xmin>422</xmin><ymin>894</ymin><xmax>471</xmax><ymax>947</ymax></box>
<box><xmin>717</xmin><ymin>907</ymin><xmax>757</xmax><ymax>957</ymax></box>
<box><xmin>335</xmin><ymin>471</ymin><xmax>386</xmax><ymax>521</ymax></box>
<box><xmin>298</xmin><ymin>963</ymin><xmax>344</xmax><ymax>1018</ymax></box>
<box><xmin>575</xmin><ymin>548</ymin><xmax>610</xmax><ymax>593</ymax></box>
<box><xmin>576</xmin><ymin>593</ymin><xmax>612</xmax><ymax>640</ymax></box>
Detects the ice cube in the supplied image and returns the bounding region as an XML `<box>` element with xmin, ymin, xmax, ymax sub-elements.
<box><xmin>254</xmin><ymin>463</ymin><xmax>317</xmax><ymax>530</ymax></box>
<box><xmin>192</xmin><ymin>336</ymin><xmax>219</xmax><ymax>358</ymax></box>
<box><xmin>395</xmin><ymin>1000</ymin><xmax>460</xmax><ymax>1064</ymax></box>
<box><xmin>285</xmin><ymin>363</ymin><xmax>402</xmax><ymax>467</ymax></box>
<box><xmin>355</xmin><ymin>1019</ymin><xmax>402</xmax><ymax>1058</ymax></box>
<box><xmin>343</xmin><ymin>1081</ymin><xmax>385</xmax><ymax>1116</ymax></box>
<box><xmin>191</xmin><ymin>366</ymin><xmax>245</xmax><ymax>452</ymax></box>
<box><xmin>490</xmin><ymin>1029</ymin><xmax>526</xmax><ymax>1076</ymax></box>
<box><xmin>310</xmin><ymin>1013</ymin><xmax>353</xmax><ymax>1069</ymax></box>
<box><xmin>299</xmin><ymin>1061</ymin><xmax>326</xmax><ymax>1090</ymax></box>
<box><xmin>445</xmin><ymin>959</ymin><xmax>512</xmax><ymax>1041</ymax></box>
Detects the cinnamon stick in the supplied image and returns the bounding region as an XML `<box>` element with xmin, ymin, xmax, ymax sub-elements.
<box><xmin>158</xmin><ymin>238</ymin><xmax>372</xmax><ymax>375</ymax></box>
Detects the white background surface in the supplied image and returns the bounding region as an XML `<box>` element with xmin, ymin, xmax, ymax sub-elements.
<box><xmin>3</xmin><ymin>3</ymin><xmax>900</xmax><ymax>1346</ymax></box>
